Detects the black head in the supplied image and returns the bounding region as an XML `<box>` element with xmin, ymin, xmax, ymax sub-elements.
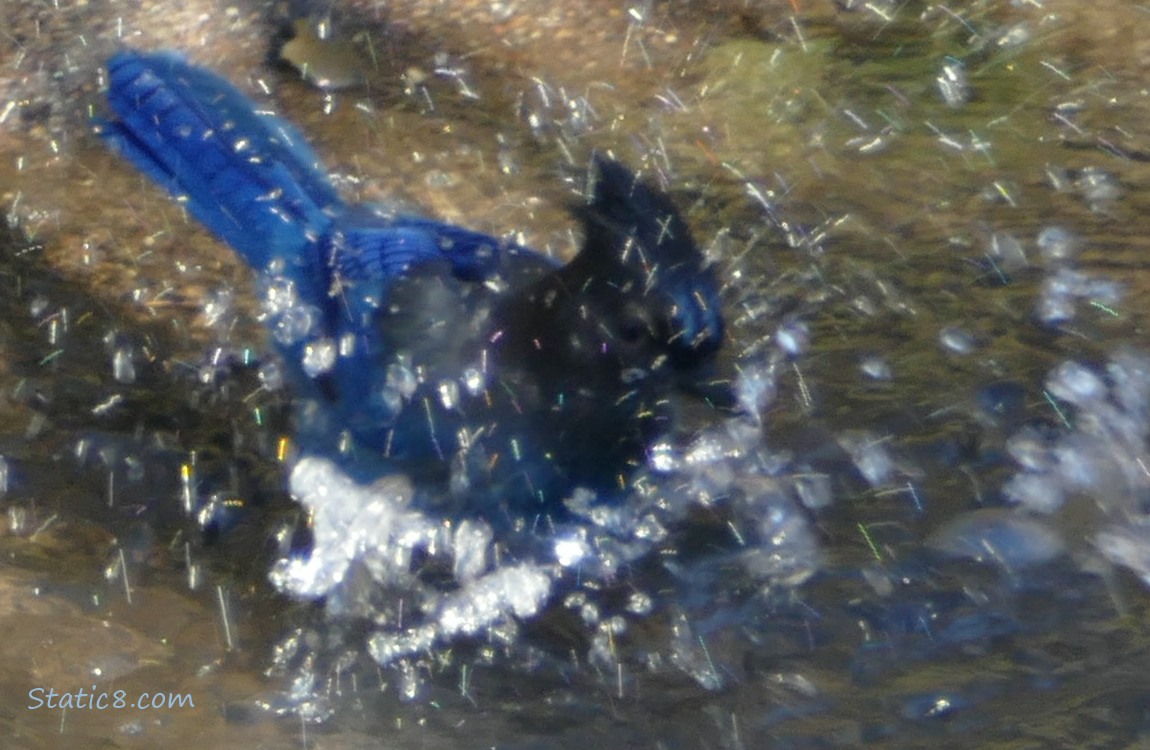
<box><xmin>562</xmin><ymin>155</ymin><xmax>725</xmax><ymax>371</ymax></box>
<box><xmin>486</xmin><ymin>156</ymin><xmax>729</xmax><ymax>495</ymax></box>
<box><xmin>494</xmin><ymin>156</ymin><xmax>726</xmax><ymax>394</ymax></box>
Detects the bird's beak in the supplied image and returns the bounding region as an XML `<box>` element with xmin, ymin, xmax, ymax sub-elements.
<box><xmin>674</xmin><ymin>358</ymin><xmax>740</xmax><ymax>413</ymax></box>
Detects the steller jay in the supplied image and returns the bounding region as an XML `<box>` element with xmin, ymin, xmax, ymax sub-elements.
<box><xmin>96</xmin><ymin>50</ymin><xmax>728</xmax><ymax>524</ymax></box>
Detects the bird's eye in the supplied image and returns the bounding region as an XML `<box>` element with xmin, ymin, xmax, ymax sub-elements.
<box><xmin>620</xmin><ymin>319</ymin><xmax>645</xmax><ymax>342</ymax></box>
<box><xmin>618</xmin><ymin>303</ymin><xmax>652</xmax><ymax>343</ymax></box>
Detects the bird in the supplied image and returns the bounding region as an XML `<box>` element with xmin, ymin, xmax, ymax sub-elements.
<box><xmin>96</xmin><ymin>49</ymin><xmax>728</xmax><ymax>525</ymax></box>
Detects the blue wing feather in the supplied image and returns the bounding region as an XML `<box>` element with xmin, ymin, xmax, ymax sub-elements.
<box><xmin>333</xmin><ymin>217</ymin><xmax>548</xmax><ymax>282</ymax></box>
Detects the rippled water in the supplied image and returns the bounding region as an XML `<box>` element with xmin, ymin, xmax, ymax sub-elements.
<box><xmin>4</xmin><ymin>0</ymin><xmax>1150</xmax><ymax>747</ymax></box>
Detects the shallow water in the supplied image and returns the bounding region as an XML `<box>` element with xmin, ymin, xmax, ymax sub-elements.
<box><xmin>4</xmin><ymin>0</ymin><xmax>1150</xmax><ymax>747</ymax></box>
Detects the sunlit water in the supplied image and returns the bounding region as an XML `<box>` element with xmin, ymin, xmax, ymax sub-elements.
<box><xmin>4</xmin><ymin>0</ymin><xmax>1150</xmax><ymax>747</ymax></box>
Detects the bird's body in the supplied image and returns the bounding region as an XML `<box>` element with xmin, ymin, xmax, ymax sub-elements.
<box><xmin>98</xmin><ymin>50</ymin><xmax>727</xmax><ymax>523</ymax></box>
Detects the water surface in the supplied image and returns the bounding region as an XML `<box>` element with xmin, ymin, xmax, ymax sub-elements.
<box><xmin>3</xmin><ymin>0</ymin><xmax>1150</xmax><ymax>747</ymax></box>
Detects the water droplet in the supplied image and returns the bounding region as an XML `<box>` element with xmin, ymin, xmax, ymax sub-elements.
<box><xmin>302</xmin><ymin>338</ymin><xmax>337</xmax><ymax>378</ymax></box>
<box><xmin>112</xmin><ymin>347</ymin><xmax>136</xmax><ymax>384</ymax></box>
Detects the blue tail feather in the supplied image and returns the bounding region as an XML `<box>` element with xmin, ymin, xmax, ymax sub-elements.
<box><xmin>98</xmin><ymin>51</ymin><xmax>527</xmax><ymax>293</ymax></box>
<box><xmin>99</xmin><ymin>50</ymin><xmax>339</xmax><ymax>272</ymax></box>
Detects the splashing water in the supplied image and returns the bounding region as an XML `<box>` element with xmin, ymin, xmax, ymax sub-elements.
<box><xmin>267</xmin><ymin>342</ymin><xmax>822</xmax><ymax>703</ymax></box>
